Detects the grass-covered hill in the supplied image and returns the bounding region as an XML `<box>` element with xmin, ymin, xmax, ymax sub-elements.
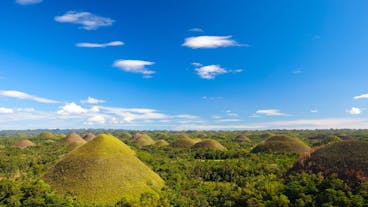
<box><xmin>38</xmin><ymin>132</ymin><xmax>56</xmax><ymax>139</ymax></box>
<box><xmin>14</xmin><ymin>139</ymin><xmax>35</xmax><ymax>149</ymax></box>
<box><xmin>290</xmin><ymin>141</ymin><xmax>368</xmax><ymax>186</ymax></box>
<box><xmin>192</xmin><ymin>139</ymin><xmax>227</xmax><ymax>151</ymax></box>
<box><xmin>64</xmin><ymin>132</ymin><xmax>86</xmax><ymax>144</ymax></box>
<box><xmin>132</xmin><ymin>133</ymin><xmax>155</xmax><ymax>147</ymax></box>
<box><xmin>235</xmin><ymin>134</ymin><xmax>250</xmax><ymax>142</ymax></box>
<box><xmin>171</xmin><ymin>135</ymin><xmax>197</xmax><ymax>148</ymax></box>
<box><xmin>252</xmin><ymin>135</ymin><xmax>311</xmax><ymax>155</ymax></box>
<box><xmin>154</xmin><ymin>139</ymin><xmax>169</xmax><ymax>147</ymax></box>
<box><xmin>43</xmin><ymin>134</ymin><xmax>164</xmax><ymax>206</ymax></box>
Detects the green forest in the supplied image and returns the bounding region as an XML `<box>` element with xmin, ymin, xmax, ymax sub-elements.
<box><xmin>0</xmin><ymin>129</ymin><xmax>367</xmax><ymax>207</ymax></box>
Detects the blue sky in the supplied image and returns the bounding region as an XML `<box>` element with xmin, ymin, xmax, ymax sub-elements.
<box><xmin>0</xmin><ymin>0</ymin><xmax>368</xmax><ymax>130</ymax></box>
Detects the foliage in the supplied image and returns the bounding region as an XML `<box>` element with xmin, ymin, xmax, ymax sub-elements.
<box><xmin>0</xmin><ymin>130</ymin><xmax>367</xmax><ymax>206</ymax></box>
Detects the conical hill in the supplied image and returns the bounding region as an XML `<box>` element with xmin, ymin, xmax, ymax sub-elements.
<box><xmin>252</xmin><ymin>135</ymin><xmax>310</xmax><ymax>155</ymax></box>
<box><xmin>43</xmin><ymin>134</ymin><xmax>164</xmax><ymax>206</ymax></box>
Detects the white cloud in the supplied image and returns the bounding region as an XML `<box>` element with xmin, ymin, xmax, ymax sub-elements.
<box><xmin>16</xmin><ymin>0</ymin><xmax>42</xmax><ymax>5</ymax></box>
<box><xmin>57</xmin><ymin>102</ymin><xmax>87</xmax><ymax>115</ymax></box>
<box><xmin>0</xmin><ymin>90</ymin><xmax>58</xmax><ymax>103</ymax></box>
<box><xmin>310</xmin><ymin>109</ymin><xmax>318</xmax><ymax>113</ymax></box>
<box><xmin>76</xmin><ymin>41</ymin><xmax>124</xmax><ymax>48</ymax></box>
<box><xmin>354</xmin><ymin>93</ymin><xmax>368</xmax><ymax>99</ymax></box>
<box><xmin>0</xmin><ymin>107</ymin><xmax>14</xmax><ymax>114</ymax></box>
<box><xmin>216</xmin><ymin>119</ymin><xmax>241</xmax><ymax>122</ymax></box>
<box><xmin>86</xmin><ymin>115</ymin><xmax>106</xmax><ymax>125</ymax></box>
<box><xmin>226</xmin><ymin>110</ymin><xmax>238</xmax><ymax>117</ymax></box>
<box><xmin>195</xmin><ymin>64</ymin><xmax>242</xmax><ymax>79</ymax></box>
<box><xmin>99</xmin><ymin>106</ymin><xmax>169</xmax><ymax>122</ymax></box>
<box><xmin>192</xmin><ymin>62</ymin><xmax>203</xmax><ymax>67</ymax></box>
<box><xmin>182</xmin><ymin>35</ymin><xmax>245</xmax><ymax>49</ymax></box>
<box><xmin>81</xmin><ymin>97</ymin><xmax>105</xmax><ymax>104</ymax></box>
<box><xmin>196</xmin><ymin>65</ymin><xmax>226</xmax><ymax>79</ymax></box>
<box><xmin>55</xmin><ymin>11</ymin><xmax>114</xmax><ymax>30</ymax></box>
<box><xmin>347</xmin><ymin>107</ymin><xmax>361</xmax><ymax>115</ymax></box>
<box><xmin>267</xmin><ymin>118</ymin><xmax>367</xmax><ymax>129</ymax></box>
<box><xmin>113</xmin><ymin>59</ymin><xmax>155</xmax><ymax>78</ymax></box>
<box><xmin>176</xmin><ymin>118</ymin><xmax>368</xmax><ymax>130</ymax></box>
<box><xmin>255</xmin><ymin>109</ymin><xmax>287</xmax><ymax>116</ymax></box>
<box><xmin>189</xmin><ymin>28</ymin><xmax>204</xmax><ymax>33</ymax></box>
<box><xmin>175</xmin><ymin>114</ymin><xmax>200</xmax><ymax>119</ymax></box>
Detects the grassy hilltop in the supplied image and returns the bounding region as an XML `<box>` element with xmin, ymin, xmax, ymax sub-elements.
<box><xmin>43</xmin><ymin>134</ymin><xmax>164</xmax><ymax>206</ymax></box>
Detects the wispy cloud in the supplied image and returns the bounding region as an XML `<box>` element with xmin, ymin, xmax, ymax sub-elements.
<box><xmin>0</xmin><ymin>107</ymin><xmax>14</xmax><ymax>114</ymax></box>
<box><xmin>182</xmin><ymin>35</ymin><xmax>245</xmax><ymax>49</ymax></box>
<box><xmin>216</xmin><ymin>119</ymin><xmax>241</xmax><ymax>122</ymax></box>
<box><xmin>0</xmin><ymin>90</ymin><xmax>59</xmax><ymax>103</ymax></box>
<box><xmin>189</xmin><ymin>28</ymin><xmax>204</xmax><ymax>33</ymax></box>
<box><xmin>202</xmin><ymin>96</ymin><xmax>223</xmax><ymax>101</ymax></box>
<box><xmin>347</xmin><ymin>107</ymin><xmax>362</xmax><ymax>115</ymax></box>
<box><xmin>55</xmin><ymin>11</ymin><xmax>114</xmax><ymax>30</ymax></box>
<box><xmin>194</xmin><ymin>64</ymin><xmax>242</xmax><ymax>79</ymax></box>
<box><xmin>176</xmin><ymin>118</ymin><xmax>368</xmax><ymax>130</ymax></box>
<box><xmin>76</xmin><ymin>41</ymin><xmax>124</xmax><ymax>48</ymax></box>
<box><xmin>113</xmin><ymin>59</ymin><xmax>155</xmax><ymax>78</ymax></box>
<box><xmin>81</xmin><ymin>97</ymin><xmax>105</xmax><ymax>104</ymax></box>
<box><xmin>16</xmin><ymin>0</ymin><xmax>42</xmax><ymax>5</ymax></box>
<box><xmin>255</xmin><ymin>109</ymin><xmax>287</xmax><ymax>116</ymax></box>
<box><xmin>354</xmin><ymin>93</ymin><xmax>368</xmax><ymax>99</ymax></box>
<box><xmin>85</xmin><ymin>115</ymin><xmax>106</xmax><ymax>125</ymax></box>
<box><xmin>310</xmin><ymin>109</ymin><xmax>318</xmax><ymax>113</ymax></box>
<box><xmin>99</xmin><ymin>106</ymin><xmax>169</xmax><ymax>122</ymax></box>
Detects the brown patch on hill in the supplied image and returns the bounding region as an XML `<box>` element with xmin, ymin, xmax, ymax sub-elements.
<box><xmin>235</xmin><ymin>134</ymin><xmax>250</xmax><ymax>142</ymax></box>
<box><xmin>83</xmin><ymin>132</ymin><xmax>96</xmax><ymax>142</ymax></box>
<box><xmin>290</xmin><ymin>141</ymin><xmax>368</xmax><ymax>187</ymax></box>
<box><xmin>65</xmin><ymin>132</ymin><xmax>86</xmax><ymax>143</ymax></box>
<box><xmin>132</xmin><ymin>132</ymin><xmax>143</xmax><ymax>141</ymax></box>
<box><xmin>14</xmin><ymin>139</ymin><xmax>35</xmax><ymax>149</ymax></box>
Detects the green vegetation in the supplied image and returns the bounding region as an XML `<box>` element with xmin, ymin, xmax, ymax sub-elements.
<box><xmin>0</xmin><ymin>129</ymin><xmax>367</xmax><ymax>206</ymax></box>
<box><xmin>252</xmin><ymin>135</ymin><xmax>311</xmax><ymax>155</ymax></box>
<box><xmin>38</xmin><ymin>132</ymin><xmax>56</xmax><ymax>139</ymax></box>
<box><xmin>192</xmin><ymin>139</ymin><xmax>227</xmax><ymax>151</ymax></box>
<box><xmin>43</xmin><ymin>134</ymin><xmax>164</xmax><ymax>206</ymax></box>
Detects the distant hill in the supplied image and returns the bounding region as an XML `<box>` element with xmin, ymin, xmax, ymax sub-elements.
<box><xmin>14</xmin><ymin>139</ymin><xmax>35</xmax><ymax>149</ymax></box>
<box><xmin>192</xmin><ymin>139</ymin><xmax>227</xmax><ymax>151</ymax></box>
<box><xmin>38</xmin><ymin>132</ymin><xmax>56</xmax><ymax>139</ymax></box>
<box><xmin>154</xmin><ymin>139</ymin><xmax>169</xmax><ymax>147</ymax></box>
<box><xmin>63</xmin><ymin>132</ymin><xmax>86</xmax><ymax>148</ymax></box>
<box><xmin>65</xmin><ymin>132</ymin><xmax>86</xmax><ymax>144</ymax></box>
<box><xmin>235</xmin><ymin>134</ymin><xmax>250</xmax><ymax>142</ymax></box>
<box><xmin>290</xmin><ymin>141</ymin><xmax>368</xmax><ymax>187</ymax></box>
<box><xmin>252</xmin><ymin>135</ymin><xmax>310</xmax><ymax>155</ymax></box>
<box><xmin>171</xmin><ymin>135</ymin><xmax>196</xmax><ymax>148</ymax></box>
<box><xmin>83</xmin><ymin>132</ymin><xmax>96</xmax><ymax>142</ymax></box>
<box><xmin>43</xmin><ymin>134</ymin><xmax>164</xmax><ymax>206</ymax></box>
<box><xmin>132</xmin><ymin>133</ymin><xmax>155</xmax><ymax>147</ymax></box>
